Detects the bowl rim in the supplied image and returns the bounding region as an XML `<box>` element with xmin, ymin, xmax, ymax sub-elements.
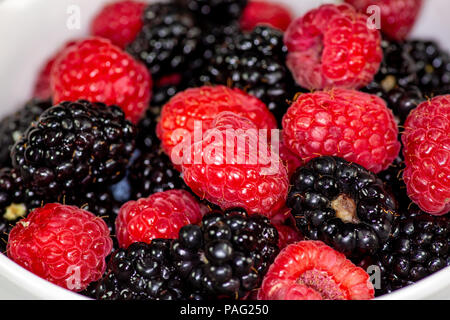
<box><xmin>1</xmin><ymin>251</ymin><xmax>449</xmax><ymax>300</ymax></box>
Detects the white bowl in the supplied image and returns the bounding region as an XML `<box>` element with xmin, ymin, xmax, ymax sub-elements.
<box><xmin>0</xmin><ymin>0</ymin><xmax>448</xmax><ymax>300</ymax></box>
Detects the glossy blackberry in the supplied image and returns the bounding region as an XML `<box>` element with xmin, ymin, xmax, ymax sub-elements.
<box><xmin>365</xmin><ymin>205</ymin><xmax>449</xmax><ymax>296</ymax></box>
<box><xmin>89</xmin><ymin>240</ymin><xmax>186</xmax><ymax>300</ymax></box>
<box><xmin>127</xmin><ymin>3</ymin><xmax>202</xmax><ymax>81</ymax></box>
<box><xmin>129</xmin><ymin>149</ymin><xmax>186</xmax><ymax>199</ymax></box>
<box><xmin>0</xmin><ymin>216</ymin><xmax>10</xmax><ymax>253</ymax></box>
<box><xmin>136</xmin><ymin>107</ymin><xmax>161</xmax><ymax>152</ymax></box>
<box><xmin>195</xmin><ymin>26</ymin><xmax>299</xmax><ymax>123</ymax></box>
<box><xmin>173</xmin><ymin>208</ymin><xmax>279</xmax><ymax>299</ymax></box>
<box><xmin>409</xmin><ymin>40</ymin><xmax>450</xmax><ymax>96</ymax></box>
<box><xmin>372</xmin><ymin>39</ymin><xmax>417</xmax><ymax>92</ymax></box>
<box><xmin>363</xmin><ymin>84</ymin><xmax>424</xmax><ymax>124</ymax></box>
<box><xmin>186</xmin><ymin>21</ymin><xmax>240</xmax><ymax>81</ymax></box>
<box><xmin>0</xmin><ymin>99</ymin><xmax>52</xmax><ymax>167</ymax></box>
<box><xmin>0</xmin><ymin>168</ymin><xmax>36</xmax><ymax>252</ymax></box>
<box><xmin>11</xmin><ymin>100</ymin><xmax>136</xmax><ymax>197</ymax></box>
<box><xmin>377</xmin><ymin>155</ymin><xmax>410</xmax><ymax>210</ymax></box>
<box><xmin>287</xmin><ymin>156</ymin><xmax>398</xmax><ymax>259</ymax></box>
<box><xmin>176</xmin><ymin>0</ymin><xmax>247</xmax><ymax>25</ymax></box>
<box><xmin>370</xmin><ymin>39</ymin><xmax>450</xmax><ymax>96</ymax></box>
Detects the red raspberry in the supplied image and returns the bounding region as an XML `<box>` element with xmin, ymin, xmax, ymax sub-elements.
<box><xmin>240</xmin><ymin>0</ymin><xmax>293</xmax><ymax>32</ymax></box>
<box><xmin>402</xmin><ymin>95</ymin><xmax>450</xmax><ymax>216</ymax></box>
<box><xmin>157</xmin><ymin>86</ymin><xmax>277</xmax><ymax>164</ymax></box>
<box><xmin>181</xmin><ymin>112</ymin><xmax>289</xmax><ymax>217</ymax></box>
<box><xmin>91</xmin><ymin>0</ymin><xmax>146</xmax><ymax>49</ymax></box>
<box><xmin>258</xmin><ymin>241</ymin><xmax>374</xmax><ymax>300</ymax></box>
<box><xmin>282</xmin><ymin>89</ymin><xmax>400</xmax><ymax>173</ymax></box>
<box><xmin>7</xmin><ymin>204</ymin><xmax>112</xmax><ymax>292</ymax></box>
<box><xmin>51</xmin><ymin>37</ymin><xmax>152</xmax><ymax>123</ymax></box>
<box><xmin>116</xmin><ymin>190</ymin><xmax>204</xmax><ymax>248</ymax></box>
<box><xmin>33</xmin><ymin>40</ymin><xmax>78</xmax><ymax>100</ymax></box>
<box><xmin>284</xmin><ymin>4</ymin><xmax>382</xmax><ymax>90</ymax></box>
<box><xmin>345</xmin><ymin>0</ymin><xmax>423</xmax><ymax>41</ymax></box>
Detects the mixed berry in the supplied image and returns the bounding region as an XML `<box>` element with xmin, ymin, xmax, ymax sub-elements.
<box><xmin>0</xmin><ymin>0</ymin><xmax>448</xmax><ymax>300</ymax></box>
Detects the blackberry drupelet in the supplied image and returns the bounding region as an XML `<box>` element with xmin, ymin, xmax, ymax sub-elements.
<box><xmin>89</xmin><ymin>240</ymin><xmax>186</xmax><ymax>300</ymax></box>
<box><xmin>287</xmin><ymin>156</ymin><xmax>398</xmax><ymax>259</ymax></box>
<box><xmin>173</xmin><ymin>208</ymin><xmax>279</xmax><ymax>299</ymax></box>
<box><xmin>364</xmin><ymin>205</ymin><xmax>449</xmax><ymax>296</ymax></box>
<box><xmin>11</xmin><ymin>100</ymin><xmax>136</xmax><ymax>197</ymax></box>
<box><xmin>176</xmin><ymin>0</ymin><xmax>248</xmax><ymax>25</ymax></box>
<box><xmin>127</xmin><ymin>3</ymin><xmax>202</xmax><ymax>81</ymax></box>
<box><xmin>0</xmin><ymin>99</ymin><xmax>52</xmax><ymax>167</ymax></box>
<box><xmin>409</xmin><ymin>40</ymin><xmax>450</xmax><ymax>96</ymax></box>
<box><xmin>129</xmin><ymin>150</ymin><xmax>187</xmax><ymax>199</ymax></box>
<box><xmin>195</xmin><ymin>26</ymin><xmax>299</xmax><ymax>123</ymax></box>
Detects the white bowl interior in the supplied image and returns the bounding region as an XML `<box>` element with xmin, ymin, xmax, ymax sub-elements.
<box><xmin>0</xmin><ymin>0</ymin><xmax>448</xmax><ymax>300</ymax></box>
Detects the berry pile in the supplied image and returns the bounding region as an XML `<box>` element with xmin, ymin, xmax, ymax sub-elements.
<box><xmin>0</xmin><ymin>0</ymin><xmax>449</xmax><ymax>301</ymax></box>
<box><xmin>90</xmin><ymin>208</ymin><xmax>279</xmax><ymax>300</ymax></box>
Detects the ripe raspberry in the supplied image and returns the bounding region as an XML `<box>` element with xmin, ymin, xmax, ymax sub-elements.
<box><xmin>402</xmin><ymin>95</ymin><xmax>450</xmax><ymax>215</ymax></box>
<box><xmin>7</xmin><ymin>204</ymin><xmax>112</xmax><ymax>292</ymax></box>
<box><xmin>282</xmin><ymin>89</ymin><xmax>400</xmax><ymax>173</ymax></box>
<box><xmin>181</xmin><ymin>112</ymin><xmax>289</xmax><ymax>217</ymax></box>
<box><xmin>157</xmin><ymin>86</ymin><xmax>277</xmax><ymax>163</ymax></box>
<box><xmin>33</xmin><ymin>41</ymin><xmax>78</xmax><ymax>100</ymax></box>
<box><xmin>116</xmin><ymin>190</ymin><xmax>204</xmax><ymax>248</ymax></box>
<box><xmin>51</xmin><ymin>38</ymin><xmax>152</xmax><ymax>123</ymax></box>
<box><xmin>284</xmin><ymin>4</ymin><xmax>382</xmax><ymax>90</ymax></box>
<box><xmin>258</xmin><ymin>241</ymin><xmax>375</xmax><ymax>300</ymax></box>
<box><xmin>240</xmin><ymin>0</ymin><xmax>293</xmax><ymax>32</ymax></box>
<box><xmin>345</xmin><ymin>0</ymin><xmax>423</xmax><ymax>41</ymax></box>
<box><xmin>91</xmin><ymin>0</ymin><xmax>146</xmax><ymax>49</ymax></box>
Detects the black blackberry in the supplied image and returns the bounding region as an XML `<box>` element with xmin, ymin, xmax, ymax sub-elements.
<box><xmin>136</xmin><ymin>107</ymin><xmax>160</xmax><ymax>152</ymax></box>
<box><xmin>370</xmin><ymin>38</ymin><xmax>450</xmax><ymax>96</ymax></box>
<box><xmin>409</xmin><ymin>40</ymin><xmax>450</xmax><ymax>96</ymax></box>
<box><xmin>195</xmin><ymin>26</ymin><xmax>299</xmax><ymax>123</ymax></box>
<box><xmin>0</xmin><ymin>168</ymin><xmax>35</xmax><ymax>252</ymax></box>
<box><xmin>89</xmin><ymin>240</ymin><xmax>186</xmax><ymax>300</ymax></box>
<box><xmin>377</xmin><ymin>155</ymin><xmax>410</xmax><ymax>210</ymax></box>
<box><xmin>129</xmin><ymin>149</ymin><xmax>186</xmax><ymax>199</ymax></box>
<box><xmin>176</xmin><ymin>0</ymin><xmax>247</xmax><ymax>25</ymax></box>
<box><xmin>11</xmin><ymin>100</ymin><xmax>136</xmax><ymax>197</ymax></box>
<box><xmin>127</xmin><ymin>3</ymin><xmax>202</xmax><ymax>81</ymax></box>
<box><xmin>186</xmin><ymin>21</ymin><xmax>240</xmax><ymax>82</ymax></box>
<box><xmin>363</xmin><ymin>205</ymin><xmax>449</xmax><ymax>296</ymax></box>
<box><xmin>173</xmin><ymin>208</ymin><xmax>279</xmax><ymax>299</ymax></box>
<box><xmin>363</xmin><ymin>84</ymin><xmax>424</xmax><ymax>124</ymax></box>
<box><xmin>0</xmin><ymin>216</ymin><xmax>10</xmax><ymax>253</ymax></box>
<box><xmin>0</xmin><ymin>99</ymin><xmax>52</xmax><ymax>167</ymax></box>
<box><xmin>372</xmin><ymin>39</ymin><xmax>418</xmax><ymax>92</ymax></box>
<box><xmin>287</xmin><ymin>156</ymin><xmax>398</xmax><ymax>259</ymax></box>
